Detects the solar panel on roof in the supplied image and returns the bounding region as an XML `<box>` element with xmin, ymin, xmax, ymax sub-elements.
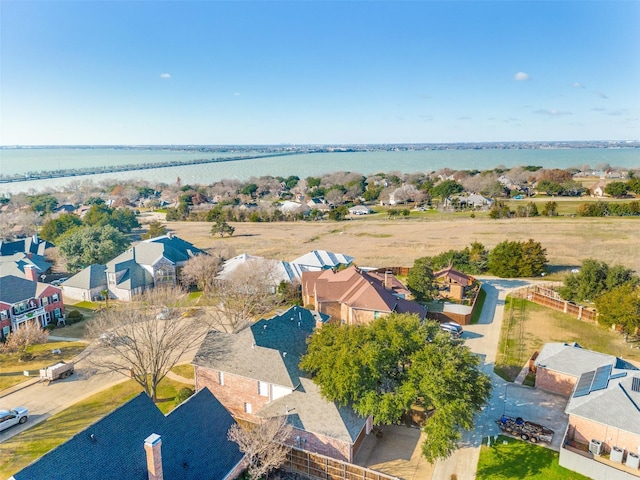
<box><xmin>574</xmin><ymin>371</ymin><xmax>596</xmax><ymax>398</ymax></box>
<box><xmin>591</xmin><ymin>364</ymin><xmax>612</xmax><ymax>392</ymax></box>
<box><xmin>632</xmin><ymin>377</ymin><xmax>640</xmax><ymax>393</ymax></box>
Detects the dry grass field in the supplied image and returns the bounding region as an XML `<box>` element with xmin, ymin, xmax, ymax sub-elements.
<box><xmin>166</xmin><ymin>215</ymin><xmax>640</xmax><ymax>272</ymax></box>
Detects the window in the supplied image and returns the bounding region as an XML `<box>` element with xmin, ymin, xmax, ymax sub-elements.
<box><xmin>52</xmin><ymin>293</ymin><xmax>59</xmax><ymax>303</ymax></box>
<box><xmin>155</xmin><ymin>266</ymin><xmax>175</xmax><ymax>285</ymax></box>
<box><xmin>258</xmin><ymin>381</ymin><xmax>269</xmax><ymax>397</ymax></box>
<box><xmin>374</xmin><ymin>311</ymin><xmax>381</xmax><ymax>319</ymax></box>
<box><xmin>218</xmin><ymin>371</ymin><xmax>224</xmax><ymax>385</ymax></box>
<box><xmin>0</xmin><ymin>310</ymin><xmax>7</xmax><ymax>320</ymax></box>
<box><xmin>244</xmin><ymin>403</ymin><xmax>252</xmax><ymax>414</ymax></box>
<box><xmin>54</xmin><ymin>309</ymin><xmax>61</xmax><ymax>319</ymax></box>
<box><xmin>42</xmin><ymin>297</ymin><xmax>49</xmax><ymax>306</ymax></box>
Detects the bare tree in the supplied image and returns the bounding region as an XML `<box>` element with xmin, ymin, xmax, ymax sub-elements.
<box><xmin>204</xmin><ymin>259</ymin><xmax>281</xmax><ymax>333</ymax></box>
<box><xmin>228</xmin><ymin>416</ymin><xmax>293</xmax><ymax>480</ymax></box>
<box><xmin>86</xmin><ymin>287</ymin><xmax>209</xmax><ymax>401</ymax></box>
<box><xmin>2</xmin><ymin>325</ymin><xmax>49</xmax><ymax>358</ymax></box>
<box><xmin>181</xmin><ymin>254</ymin><xmax>223</xmax><ymax>294</ymax></box>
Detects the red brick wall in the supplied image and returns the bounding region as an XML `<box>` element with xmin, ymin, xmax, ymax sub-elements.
<box><xmin>535</xmin><ymin>368</ymin><xmax>577</xmax><ymax>397</ymax></box>
<box><xmin>287</xmin><ymin>427</ymin><xmax>355</xmax><ymax>462</ymax></box>
<box><xmin>569</xmin><ymin>414</ymin><xmax>640</xmax><ymax>454</ymax></box>
<box><xmin>195</xmin><ymin>366</ymin><xmax>272</xmax><ymax>423</ymax></box>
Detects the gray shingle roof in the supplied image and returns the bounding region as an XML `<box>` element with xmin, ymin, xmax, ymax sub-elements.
<box><xmin>0</xmin><ymin>235</ymin><xmax>53</xmax><ymax>257</ymax></box>
<box><xmin>12</xmin><ymin>388</ymin><xmax>243</xmax><ymax>480</ymax></box>
<box><xmin>535</xmin><ymin>342</ymin><xmax>619</xmax><ymax>378</ymax></box>
<box><xmin>193</xmin><ymin>306</ymin><xmax>317</xmax><ymax>388</ymax></box>
<box><xmin>566</xmin><ymin>373</ymin><xmax>640</xmax><ymax>437</ymax></box>
<box><xmin>193</xmin><ymin>307</ymin><xmax>366</xmax><ymax>445</ymax></box>
<box><xmin>0</xmin><ymin>275</ymin><xmax>38</xmax><ymax>304</ymax></box>
<box><xmin>63</xmin><ymin>264</ymin><xmax>107</xmax><ymax>289</ymax></box>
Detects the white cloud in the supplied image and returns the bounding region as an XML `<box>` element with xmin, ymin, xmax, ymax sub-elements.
<box><xmin>534</xmin><ymin>108</ymin><xmax>572</xmax><ymax>116</ymax></box>
<box><xmin>572</xmin><ymin>82</ymin><xmax>585</xmax><ymax>88</ymax></box>
<box><xmin>514</xmin><ymin>72</ymin><xmax>530</xmax><ymax>81</ymax></box>
<box><xmin>596</xmin><ymin>91</ymin><xmax>609</xmax><ymax>99</ymax></box>
<box><xmin>160</xmin><ymin>73</ymin><xmax>171</xmax><ymax>79</ymax></box>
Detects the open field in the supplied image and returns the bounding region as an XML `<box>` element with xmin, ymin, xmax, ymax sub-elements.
<box><xmin>166</xmin><ymin>215</ymin><xmax>640</xmax><ymax>272</ymax></box>
<box><xmin>495</xmin><ymin>297</ymin><xmax>640</xmax><ymax>381</ymax></box>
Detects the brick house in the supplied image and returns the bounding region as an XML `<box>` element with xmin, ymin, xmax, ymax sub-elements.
<box><xmin>433</xmin><ymin>266</ymin><xmax>474</xmax><ymax>301</ymax></box>
<box><xmin>534</xmin><ymin>342</ymin><xmax>635</xmax><ymax>397</ymax></box>
<box><xmin>301</xmin><ymin>266</ymin><xmax>426</xmax><ymax>325</ymax></box>
<box><xmin>192</xmin><ymin>306</ymin><xmax>372</xmax><ymax>462</ymax></box>
<box><xmin>11</xmin><ymin>388</ymin><xmax>244</xmax><ymax>480</ymax></box>
<box><xmin>0</xmin><ymin>269</ymin><xmax>64</xmax><ymax>340</ymax></box>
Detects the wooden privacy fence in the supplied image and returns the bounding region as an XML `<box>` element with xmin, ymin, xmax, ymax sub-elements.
<box><xmin>284</xmin><ymin>448</ymin><xmax>400</xmax><ymax>480</ymax></box>
<box><xmin>517</xmin><ymin>285</ymin><xmax>597</xmax><ymax>323</ymax></box>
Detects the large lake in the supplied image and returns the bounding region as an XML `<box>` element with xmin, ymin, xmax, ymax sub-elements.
<box><xmin>1</xmin><ymin>147</ymin><xmax>638</xmax><ymax>194</ymax></box>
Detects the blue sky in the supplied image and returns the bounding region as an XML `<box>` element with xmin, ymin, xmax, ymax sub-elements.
<box><xmin>1</xmin><ymin>1</ymin><xmax>639</xmax><ymax>145</ymax></box>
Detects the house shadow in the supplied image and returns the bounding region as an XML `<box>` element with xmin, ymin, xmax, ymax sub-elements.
<box><xmin>462</xmin><ymin>330</ymin><xmax>483</xmax><ymax>340</ymax></box>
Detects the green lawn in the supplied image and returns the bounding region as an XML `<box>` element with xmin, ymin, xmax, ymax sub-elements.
<box><xmin>171</xmin><ymin>363</ymin><xmax>195</xmax><ymax>380</ymax></box>
<box><xmin>477</xmin><ymin>435</ymin><xmax>589</xmax><ymax>480</ymax></box>
<box><xmin>0</xmin><ymin>377</ymin><xmax>192</xmax><ymax>478</ymax></box>
<box><xmin>0</xmin><ymin>342</ymin><xmax>86</xmax><ymax>391</ymax></box>
<box><xmin>470</xmin><ymin>287</ymin><xmax>487</xmax><ymax>324</ymax></box>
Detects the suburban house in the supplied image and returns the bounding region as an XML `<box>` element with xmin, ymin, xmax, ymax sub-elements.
<box><xmin>61</xmin><ymin>264</ymin><xmax>108</xmax><ymax>302</ymax></box>
<box><xmin>0</xmin><ymin>270</ymin><xmax>64</xmax><ymax>340</ymax></box>
<box><xmin>591</xmin><ymin>180</ymin><xmax>608</xmax><ymax>197</ymax></box>
<box><xmin>0</xmin><ymin>252</ymin><xmax>51</xmax><ymax>281</ymax></box>
<box><xmin>192</xmin><ymin>306</ymin><xmax>372</xmax><ymax>462</ymax></box>
<box><xmin>279</xmin><ymin>201</ymin><xmax>310</xmax><ymax>216</ymax></box>
<box><xmin>307</xmin><ymin>197</ymin><xmax>332</xmax><ymax>211</ymax></box>
<box><xmin>105</xmin><ymin>234</ymin><xmax>204</xmax><ymax>301</ymax></box>
<box><xmin>10</xmin><ymin>388</ymin><xmax>244</xmax><ymax>480</ymax></box>
<box><xmin>534</xmin><ymin>343</ymin><xmax>640</xmax><ymax>479</ymax></box>
<box><xmin>0</xmin><ymin>234</ymin><xmax>53</xmax><ymax>257</ymax></box>
<box><xmin>534</xmin><ymin>342</ymin><xmax>636</xmax><ymax>397</ymax></box>
<box><xmin>290</xmin><ymin>250</ymin><xmax>354</xmax><ymax>274</ymax></box>
<box><xmin>348</xmin><ymin>205</ymin><xmax>372</xmax><ymax>215</ymax></box>
<box><xmin>434</xmin><ymin>266</ymin><xmax>475</xmax><ymax>301</ymax></box>
<box><xmin>301</xmin><ymin>266</ymin><xmax>426</xmax><ymax>325</ymax></box>
<box><xmin>215</xmin><ymin>253</ymin><xmax>298</xmax><ymax>291</ymax></box>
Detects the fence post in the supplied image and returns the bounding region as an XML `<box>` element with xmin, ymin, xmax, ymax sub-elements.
<box><xmin>563</xmin><ymin>301</ymin><xmax>568</xmax><ymax>313</ymax></box>
<box><xmin>578</xmin><ymin>305</ymin><xmax>583</xmax><ymax>320</ymax></box>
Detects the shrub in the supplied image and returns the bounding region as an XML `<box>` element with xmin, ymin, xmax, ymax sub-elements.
<box><xmin>175</xmin><ymin>387</ymin><xmax>195</xmax><ymax>406</ymax></box>
<box><xmin>66</xmin><ymin>310</ymin><xmax>84</xmax><ymax>325</ymax></box>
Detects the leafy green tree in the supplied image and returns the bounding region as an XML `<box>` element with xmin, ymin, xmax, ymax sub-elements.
<box><xmin>519</xmin><ymin>239</ymin><xmax>548</xmax><ymax>277</ymax></box>
<box><xmin>306</xmin><ymin>176</ymin><xmax>322</xmax><ymax>188</ymax></box>
<box><xmin>467</xmin><ymin>241</ymin><xmax>489</xmax><ymax>274</ymax></box>
<box><xmin>58</xmin><ymin>225</ymin><xmax>130</xmax><ymax>273</ymax></box>
<box><xmin>487</xmin><ymin>240</ymin><xmax>546</xmax><ymax>278</ymax></box>
<box><xmin>109</xmin><ymin>208</ymin><xmax>140</xmax><ymax>233</ymax></box>
<box><xmin>362</xmin><ymin>184</ymin><xmax>384</xmax><ymax>201</ymax></box>
<box><xmin>542</xmin><ymin>201</ymin><xmax>558</xmax><ymax>216</ymax></box>
<box><xmin>536</xmin><ymin>180</ymin><xmax>564</xmax><ymax>196</ymax></box>
<box><xmin>594</xmin><ymin>284</ymin><xmax>640</xmax><ymax>334</ymax></box>
<box><xmin>515</xmin><ymin>202</ymin><xmax>539</xmax><ymax>218</ymax></box>
<box><xmin>628</xmin><ymin>178</ymin><xmax>640</xmax><ymax>194</ymax></box>
<box><xmin>488</xmin><ymin>201</ymin><xmax>513</xmax><ymax>219</ymax></box>
<box><xmin>141</xmin><ymin>221</ymin><xmax>167</xmax><ymax>240</ymax></box>
<box><xmin>431</xmin><ymin>179</ymin><xmax>464</xmax><ymax>201</ymax></box>
<box><xmin>606</xmin><ymin>264</ymin><xmax>638</xmax><ymax>290</ymax></box>
<box><xmin>328</xmin><ymin>205</ymin><xmax>349</xmax><ymax>221</ymax></box>
<box><xmin>605</xmin><ymin>181</ymin><xmax>629</xmax><ymax>198</ymax></box>
<box><xmin>240</xmin><ymin>183</ymin><xmax>259</xmax><ymax>197</ymax></box>
<box><xmin>283</xmin><ymin>175</ymin><xmax>300</xmax><ymax>190</ymax></box>
<box><xmin>407</xmin><ymin>257</ymin><xmax>436</xmax><ymax>301</ymax></box>
<box><xmin>211</xmin><ymin>219</ymin><xmax>235</xmax><ymax>237</ymax></box>
<box><xmin>560</xmin><ymin>259</ymin><xmax>610</xmax><ymax>302</ymax></box>
<box><xmin>27</xmin><ymin>194</ymin><xmax>58</xmax><ymax>214</ymax></box>
<box><xmin>39</xmin><ymin>213</ymin><xmax>83</xmax><ymax>243</ymax></box>
<box><xmin>299</xmin><ymin>314</ymin><xmax>491</xmax><ymax>462</ymax></box>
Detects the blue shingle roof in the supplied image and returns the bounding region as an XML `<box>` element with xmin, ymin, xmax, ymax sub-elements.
<box><xmin>12</xmin><ymin>388</ymin><xmax>243</xmax><ymax>480</ymax></box>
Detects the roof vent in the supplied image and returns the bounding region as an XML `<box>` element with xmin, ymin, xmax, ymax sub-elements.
<box><xmin>632</xmin><ymin>377</ymin><xmax>640</xmax><ymax>393</ymax></box>
<box><xmin>283</xmin><ymin>352</ymin><xmax>287</xmax><ymax>357</ymax></box>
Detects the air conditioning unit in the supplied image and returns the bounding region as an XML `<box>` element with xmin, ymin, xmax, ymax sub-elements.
<box><xmin>589</xmin><ymin>439</ymin><xmax>603</xmax><ymax>455</ymax></box>
<box><xmin>611</xmin><ymin>446</ymin><xmax>625</xmax><ymax>463</ymax></box>
<box><xmin>626</xmin><ymin>452</ymin><xmax>640</xmax><ymax>469</ymax></box>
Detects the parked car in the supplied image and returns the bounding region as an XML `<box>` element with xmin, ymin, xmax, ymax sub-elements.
<box><xmin>0</xmin><ymin>407</ymin><xmax>29</xmax><ymax>432</ymax></box>
<box><xmin>440</xmin><ymin>321</ymin><xmax>463</xmax><ymax>337</ymax></box>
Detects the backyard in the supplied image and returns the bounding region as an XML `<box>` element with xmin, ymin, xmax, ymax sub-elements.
<box><xmin>477</xmin><ymin>435</ymin><xmax>589</xmax><ymax>480</ymax></box>
<box><xmin>494</xmin><ymin>296</ymin><xmax>640</xmax><ymax>382</ymax></box>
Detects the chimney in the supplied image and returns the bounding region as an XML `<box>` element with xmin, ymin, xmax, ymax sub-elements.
<box><xmin>384</xmin><ymin>271</ymin><xmax>392</xmax><ymax>290</ymax></box>
<box><xmin>144</xmin><ymin>433</ymin><xmax>164</xmax><ymax>480</ymax></box>
<box><xmin>24</xmin><ymin>265</ymin><xmax>38</xmax><ymax>282</ymax></box>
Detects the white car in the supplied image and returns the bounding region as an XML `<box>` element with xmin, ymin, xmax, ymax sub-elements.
<box><xmin>0</xmin><ymin>407</ymin><xmax>28</xmax><ymax>432</ymax></box>
<box><xmin>440</xmin><ymin>321</ymin><xmax>463</xmax><ymax>338</ymax></box>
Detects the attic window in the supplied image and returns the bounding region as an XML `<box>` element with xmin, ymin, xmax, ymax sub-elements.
<box><xmin>244</xmin><ymin>403</ymin><xmax>253</xmax><ymax>414</ymax></box>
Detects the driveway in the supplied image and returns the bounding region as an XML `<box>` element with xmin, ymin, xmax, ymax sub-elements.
<box><xmin>432</xmin><ymin>278</ymin><xmax>536</xmax><ymax>480</ymax></box>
